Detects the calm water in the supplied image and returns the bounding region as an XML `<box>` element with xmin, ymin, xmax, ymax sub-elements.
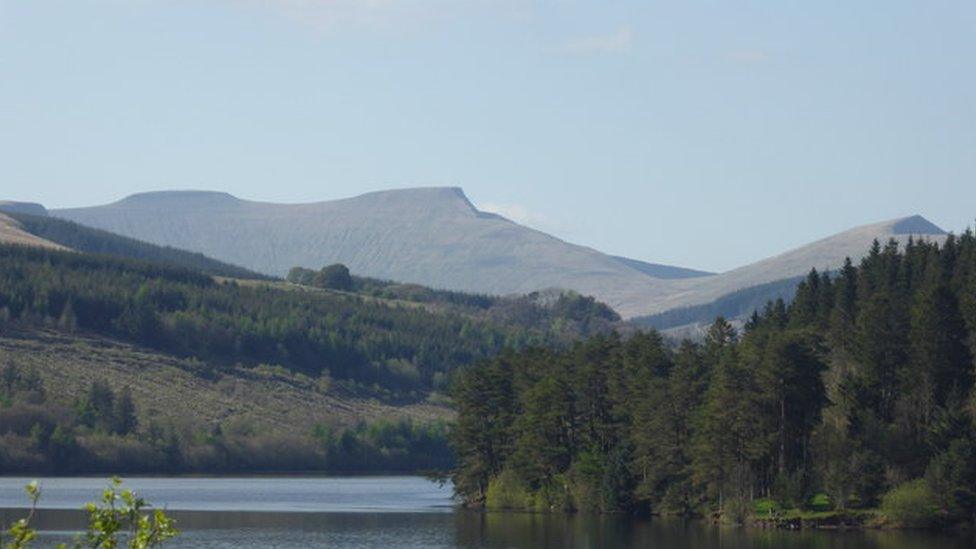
<box><xmin>1</xmin><ymin>476</ymin><xmax>973</xmax><ymax>548</ymax></box>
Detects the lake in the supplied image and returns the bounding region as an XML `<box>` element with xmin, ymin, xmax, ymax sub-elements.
<box><xmin>1</xmin><ymin>476</ymin><xmax>973</xmax><ymax>548</ymax></box>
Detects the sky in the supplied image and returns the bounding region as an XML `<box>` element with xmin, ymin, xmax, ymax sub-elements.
<box><xmin>1</xmin><ymin>1</ymin><xmax>974</xmax><ymax>272</ymax></box>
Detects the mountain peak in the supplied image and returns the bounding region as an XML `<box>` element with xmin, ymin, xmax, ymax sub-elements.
<box><xmin>891</xmin><ymin>215</ymin><xmax>947</xmax><ymax>236</ymax></box>
<box><xmin>355</xmin><ymin>186</ymin><xmax>470</xmax><ymax>203</ymax></box>
<box><xmin>345</xmin><ymin>186</ymin><xmax>502</xmax><ymax>219</ymax></box>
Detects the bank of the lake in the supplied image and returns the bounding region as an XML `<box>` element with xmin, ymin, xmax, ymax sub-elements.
<box><xmin>2</xmin><ymin>476</ymin><xmax>975</xmax><ymax>548</ymax></box>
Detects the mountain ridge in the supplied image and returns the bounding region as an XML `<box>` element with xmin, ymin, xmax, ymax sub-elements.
<box><xmin>52</xmin><ymin>188</ymin><xmax>669</xmax><ymax>316</ymax></box>
<box><xmin>41</xmin><ymin>187</ymin><xmax>951</xmax><ymax>319</ymax></box>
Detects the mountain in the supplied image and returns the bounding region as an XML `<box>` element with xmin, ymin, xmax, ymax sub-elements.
<box><xmin>48</xmin><ymin>189</ymin><xmax>951</xmax><ymax>321</ymax></box>
<box><xmin>52</xmin><ymin>188</ymin><xmax>688</xmax><ymax>317</ymax></box>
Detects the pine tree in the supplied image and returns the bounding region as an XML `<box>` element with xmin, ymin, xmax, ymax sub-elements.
<box><xmin>756</xmin><ymin>331</ymin><xmax>827</xmax><ymax>482</ymax></box>
<box><xmin>511</xmin><ymin>373</ymin><xmax>574</xmax><ymax>486</ymax></box>
<box><xmin>828</xmin><ymin>260</ymin><xmax>858</xmax><ymax>351</ymax></box>
<box><xmin>451</xmin><ymin>354</ymin><xmax>518</xmax><ymax>503</ymax></box>
<box><xmin>112</xmin><ymin>387</ymin><xmax>139</xmax><ymax>435</ymax></box>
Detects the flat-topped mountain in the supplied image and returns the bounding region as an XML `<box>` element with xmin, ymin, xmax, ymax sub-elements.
<box><xmin>53</xmin><ymin>188</ymin><xmax>674</xmax><ymax>316</ymax></box>
<box><xmin>49</xmin><ymin>188</ymin><xmax>950</xmax><ymax>320</ymax></box>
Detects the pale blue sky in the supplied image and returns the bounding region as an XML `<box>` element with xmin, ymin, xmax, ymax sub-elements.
<box><xmin>1</xmin><ymin>1</ymin><xmax>973</xmax><ymax>272</ymax></box>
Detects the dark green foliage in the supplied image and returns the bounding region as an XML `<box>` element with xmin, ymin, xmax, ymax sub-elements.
<box><xmin>312</xmin><ymin>419</ymin><xmax>454</xmax><ymax>472</ymax></box>
<box><xmin>8</xmin><ymin>212</ymin><xmax>270</xmax><ymax>280</ymax></box>
<box><xmin>288</xmin><ymin>264</ymin><xmax>354</xmax><ymax>291</ymax></box>
<box><xmin>453</xmin><ymin>232</ymin><xmax>976</xmax><ymax>528</ymax></box>
<box><xmin>0</xmin><ymin>244</ymin><xmax>581</xmax><ymax>394</ymax></box>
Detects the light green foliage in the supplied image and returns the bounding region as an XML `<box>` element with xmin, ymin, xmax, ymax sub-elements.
<box><xmin>2</xmin><ymin>481</ymin><xmax>40</xmax><ymax>549</ymax></box>
<box><xmin>808</xmin><ymin>493</ymin><xmax>831</xmax><ymax>512</ymax></box>
<box><xmin>484</xmin><ymin>470</ymin><xmax>535</xmax><ymax>510</ymax></box>
<box><xmin>1</xmin><ymin>479</ymin><xmax>178</xmax><ymax>549</ymax></box>
<box><xmin>753</xmin><ymin>498</ymin><xmax>780</xmax><ymax>516</ymax></box>
<box><xmin>72</xmin><ymin>478</ymin><xmax>178</xmax><ymax>549</ymax></box>
<box><xmin>880</xmin><ymin>479</ymin><xmax>939</xmax><ymax>528</ymax></box>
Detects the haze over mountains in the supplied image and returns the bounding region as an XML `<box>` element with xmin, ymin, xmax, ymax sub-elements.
<box><xmin>2</xmin><ymin>187</ymin><xmax>949</xmax><ymax>323</ymax></box>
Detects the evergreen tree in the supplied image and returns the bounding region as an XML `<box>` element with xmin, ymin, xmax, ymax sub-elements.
<box><xmin>112</xmin><ymin>387</ymin><xmax>139</xmax><ymax>435</ymax></box>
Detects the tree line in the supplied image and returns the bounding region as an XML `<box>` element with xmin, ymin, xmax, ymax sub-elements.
<box><xmin>452</xmin><ymin>232</ymin><xmax>976</xmax><ymax>527</ymax></box>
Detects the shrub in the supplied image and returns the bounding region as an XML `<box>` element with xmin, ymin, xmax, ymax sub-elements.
<box><xmin>753</xmin><ymin>498</ymin><xmax>780</xmax><ymax>516</ymax></box>
<box><xmin>485</xmin><ymin>469</ymin><xmax>535</xmax><ymax>510</ymax></box>
<box><xmin>808</xmin><ymin>492</ymin><xmax>831</xmax><ymax>512</ymax></box>
<box><xmin>722</xmin><ymin>497</ymin><xmax>752</xmax><ymax>525</ymax></box>
<box><xmin>880</xmin><ymin>479</ymin><xmax>939</xmax><ymax>528</ymax></box>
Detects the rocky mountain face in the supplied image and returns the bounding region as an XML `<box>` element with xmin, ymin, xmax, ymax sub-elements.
<box><xmin>48</xmin><ymin>188</ymin><xmax>949</xmax><ymax>321</ymax></box>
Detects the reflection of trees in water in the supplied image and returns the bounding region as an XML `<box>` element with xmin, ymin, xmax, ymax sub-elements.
<box><xmin>452</xmin><ymin>512</ymin><xmax>974</xmax><ymax>549</ymax></box>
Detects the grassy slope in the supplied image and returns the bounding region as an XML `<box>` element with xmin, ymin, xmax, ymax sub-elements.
<box><xmin>0</xmin><ymin>328</ymin><xmax>452</xmax><ymax>437</ymax></box>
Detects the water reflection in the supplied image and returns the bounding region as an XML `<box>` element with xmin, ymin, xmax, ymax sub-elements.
<box><xmin>454</xmin><ymin>511</ymin><xmax>976</xmax><ymax>549</ymax></box>
<box><xmin>4</xmin><ymin>508</ymin><xmax>974</xmax><ymax>549</ymax></box>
